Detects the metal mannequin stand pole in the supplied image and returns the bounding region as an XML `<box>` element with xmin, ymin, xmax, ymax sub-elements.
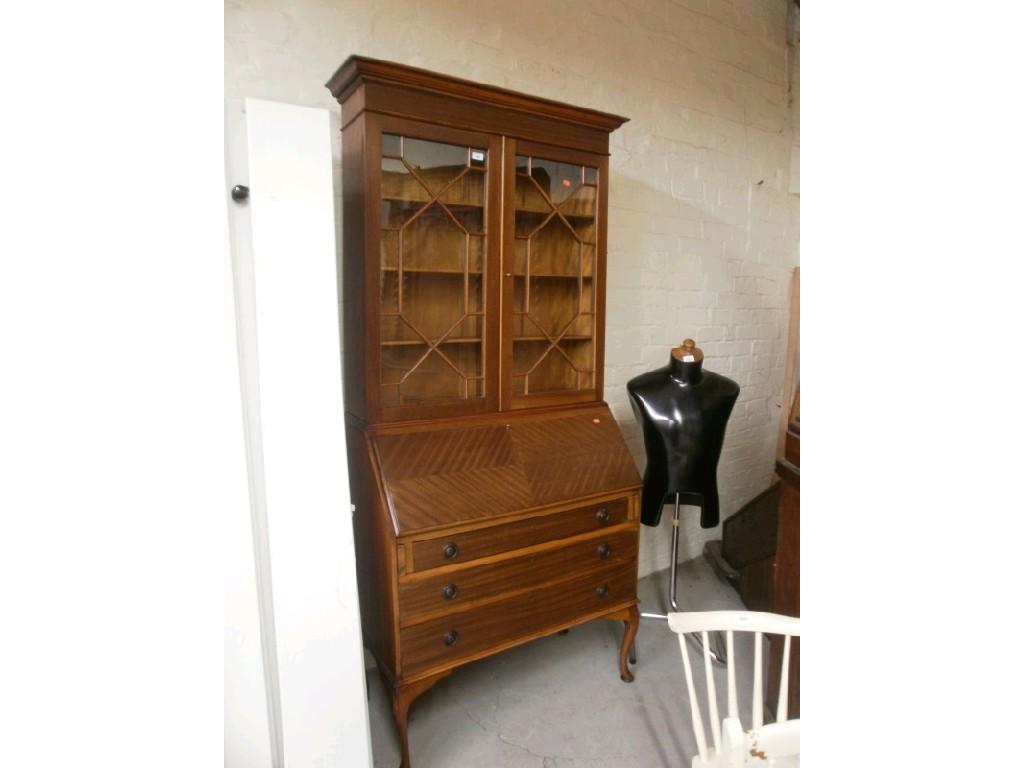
<box><xmin>632</xmin><ymin>494</ymin><xmax>726</xmax><ymax>665</ymax></box>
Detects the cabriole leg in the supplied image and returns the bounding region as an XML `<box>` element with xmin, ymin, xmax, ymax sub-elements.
<box><xmin>619</xmin><ymin>604</ymin><xmax>640</xmax><ymax>682</ymax></box>
<box><xmin>388</xmin><ymin>669</ymin><xmax>451</xmax><ymax>768</ymax></box>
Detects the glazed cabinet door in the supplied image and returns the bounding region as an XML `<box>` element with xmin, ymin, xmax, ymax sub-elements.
<box><xmin>367</xmin><ymin>115</ymin><xmax>502</xmax><ymax>421</ymax></box>
<box><xmin>501</xmin><ymin>140</ymin><xmax>608</xmax><ymax>410</ymax></box>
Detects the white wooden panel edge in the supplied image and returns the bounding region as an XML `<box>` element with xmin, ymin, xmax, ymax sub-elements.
<box><xmin>238</xmin><ymin>97</ymin><xmax>373</xmax><ymax>768</ymax></box>
<box><xmin>668</xmin><ymin>610</ymin><xmax>801</xmax><ymax>637</ymax></box>
<box><xmin>225</xmin><ymin>96</ymin><xmax>280</xmax><ymax>768</ymax></box>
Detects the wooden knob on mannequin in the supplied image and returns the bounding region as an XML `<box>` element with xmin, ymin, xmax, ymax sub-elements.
<box><xmin>671</xmin><ymin>338</ymin><xmax>704</xmax><ymax>362</ymax></box>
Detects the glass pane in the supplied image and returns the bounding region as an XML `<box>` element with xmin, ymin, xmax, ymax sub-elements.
<box><xmin>381</xmin><ymin>158</ymin><xmax>428</xmax><ymax>208</ymax></box>
<box><xmin>380</xmin><ymin>271</ymin><xmax>399</xmax><ymax>315</ymax></box>
<box><xmin>381</xmin><ymin>230</ymin><xmax>399</xmax><ymax>270</ymax></box>
<box><xmin>444</xmin><ymin>342</ymin><xmax>482</xmax><ymax>382</ymax></box>
<box><xmin>381</xmin><ymin>198</ymin><xmax>422</xmax><ymax>229</ymax></box>
<box><xmin>561</xmin><ymin>183</ymin><xmax>596</xmax><ymax>218</ymax></box>
<box><xmin>378</xmin><ymin>131</ymin><xmax>488</xmax><ymax>407</ymax></box>
<box><xmin>529</xmin><ymin>158</ymin><xmax>582</xmax><ymax>204</ymax></box>
<box><xmin>468</xmin><ymin>235</ymin><xmax>485</xmax><ymax>274</ymax></box>
<box><xmin>530</xmin><ymin>218</ymin><xmax>580</xmax><ymax>277</ymax></box>
<box><xmin>380</xmin><ymin>315</ymin><xmax>419</xmax><ymax>344</ymax></box>
<box><xmin>515</xmin><ymin>174</ymin><xmax>551</xmax><ymax>218</ymax></box>
<box><xmin>454</xmin><ymin>315</ymin><xmax>482</xmax><ymax>342</ymax></box>
<box><xmin>511</xmin><ymin>152</ymin><xmax>598</xmax><ymax>397</ymax></box>
<box><xmin>512</xmin><ymin>239</ymin><xmax>528</xmax><ymax>276</ymax></box>
<box><xmin>525</xmin><ymin>277</ymin><xmax>578</xmax><ymax>337</ymax></box>
<box><xmin>512</xmin><ymin>275</ymin><xmax>525</xmax><ymax>314</ymax></box>
<box><xmin>528</xmin><ymin>348</ymin><xmax>577</xmax><ymax>392</ymax></box>
<box><xmin>439</xmin><ymin>170</ymin><xmax>485</xmax><ymax>208</ymax></box>
<box><xmin>402</xmin><ymin>204</ymin><xmax>465</xmax><ymax>272</ymax></box>
<box><xmin>401</xmin><ymin>272</ymin><xmax>466</xmax><ymax>340</ymax></box>
<box><xmin>513</xmin><ymin>338</ymin><xmax>547</xmax><ymax>375</ymax></box>
<box><xmin>381</xmin><ymin>344</ymin><xmax>427</xmax><ymax>386</ymax></box>
<box><xmin>580</xmin><ymin>243</ymin><xmax>595</xmax><ymax>277</ymax></box>
<box><xmin>447</xmin><ymin>204</ymin><xmax>484</xmax><ymax>234</ymax></box>
<box><xmin>467</xmin><ymin>273</ymin><xmax>483</xmax><ymax>314</ymax></box>
<box><xmin>404</xmin><ymin>137</ymin><xmax>467</xmax><ymax>171</ymax></box>
<box><xmin>400</xmin><ymin>350</ymin><xmax>465</xmax><ymax>403</ymax></box>
<box><xmin>382</xmin><ymin>133</ymin><xmax>402</xmax><ymax>157</ymax></box>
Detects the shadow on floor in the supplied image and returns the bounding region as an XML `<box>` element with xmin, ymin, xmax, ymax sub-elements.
<box><xmin>366</xmin><ymin>556</ymin><xmax>751</xmax><ymax>767</ymax></box>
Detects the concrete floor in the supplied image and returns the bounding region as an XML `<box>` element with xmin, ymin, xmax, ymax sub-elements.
<box><xmin>366</xmin><ymin>555</ymin><xmax>755</xmax><ymax>767</ymax></box>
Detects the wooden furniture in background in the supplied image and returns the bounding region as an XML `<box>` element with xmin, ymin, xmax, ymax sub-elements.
<box><xmin>328</xmin><ymin>56</ymin><xmax>638</xmax><ymax>767</ymax></box>
<box><xmin>705</xmin><ymin>266</ymin><xmax>800</xmax><ymax>718</ymax></box>
<box><xmin>767</xmin><ymin>447</ymin><xmax>799</xmax><ymax>719</ymax></box>
<box><xmin>769</xmin><ymin>266</ymin><xmax>800</xmax><ymax>719</ymax></box>
<box><xmin>712</xmin><ymin>484</ymin><xmax>781</xmax><ymax>612</ymax></box>
<box><xmin>668</xmin><ymin>610</ymin><xmax>801</xmax><ymax>767</ymax></box>
<box><xmin>776</xmin><ymin>267</ymin><xmax>799</xmax><ymax>457</ymax></box>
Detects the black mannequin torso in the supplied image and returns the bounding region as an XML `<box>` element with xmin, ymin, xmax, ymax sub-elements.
<box><xmin>627</xmin><ymin>345</ymin><xmax>740</xmax><ymax>528</ymax></box>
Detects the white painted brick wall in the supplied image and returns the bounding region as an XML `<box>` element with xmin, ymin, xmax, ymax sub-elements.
<box><xmin>226</xmin><ymin>0</ymin><xmax>801</xmax><ymax>579</ymax></box>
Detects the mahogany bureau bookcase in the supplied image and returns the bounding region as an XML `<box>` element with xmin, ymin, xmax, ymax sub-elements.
<box><xmin>327</xmin><ymin>56</ymin><xmax>640</xmax><ymax>767</ymax></box>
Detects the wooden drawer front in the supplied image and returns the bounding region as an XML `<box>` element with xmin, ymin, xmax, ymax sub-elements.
<box><xmin>411</xmin><ymin>498</ymin><xmax>628</xmax><ymax>571</ymax></box>
<box><xmin>399</xmin><ymin>527</ymin><xmax>637</xmax><ymax>626</ymax></box>
<box><xmin>400</xmin><ymin>563</ymin><xmax>636</xmax><ymax>677</ymax></box>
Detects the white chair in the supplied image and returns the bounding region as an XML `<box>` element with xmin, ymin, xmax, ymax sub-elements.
<box><xmin>668</xmin><ymin>611</ymin><xmax>800</xmax><ymax>767</ymax></box>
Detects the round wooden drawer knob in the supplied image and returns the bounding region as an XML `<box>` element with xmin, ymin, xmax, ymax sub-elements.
<box><xmin>441</xmin><ymin>583</ymin><xmax>458</xmax><ymax>600</ymax></box>
<box><xmin>597</xmin><ymin>543</ymin><xmax>611</xmax><ymax>559</ymax></box>
<box><xmin>596</xmin><ymin>507</ymin><xmax>610</xmax><ymax>523</ymax></box>
<box><xmin>595</xmin><ymin>584</ymin><xmax>608</xmax><ymax>598</ymax></box>
<box><xmin>442</xmin><ymin>542</ymin><xmax>459</xmax><ymax>560</ymax></box>
<box><xmin>442</xmin><ymin>630</ymin><xmax>459</xmax><ymax>647</ymax></box>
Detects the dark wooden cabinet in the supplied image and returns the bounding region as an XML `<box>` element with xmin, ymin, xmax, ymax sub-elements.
<box><xmin>328</xmin><ymin>56</ymin><xmax>639</xmax><ymax>767</ymax></box>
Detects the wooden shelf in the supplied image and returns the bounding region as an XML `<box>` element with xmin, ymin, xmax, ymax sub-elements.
<box><xmin>513</xmin><ymin>335</ymin><xmax>592</xmax><ymax>343</ymax></box>
<box><xmin>381</xmin><ymin>337</ymin><xmax>482</xmax><ymax>347</ymax></box>
<box><xmin>382</xmin><ymin>267</ymin><xmax>483</xmax><ymax>275</ymax></box>
<box><xmin>511</xmin><ymin>272</ymin><xmax>593</xmax><ymax>279</ymax></box>
<box><xmin>382</xmin><ymin>196</ymin><xmax>485</xmax><ymax>210</ymax></box>
<box><xmin>515</xmin><ymin>206</ymin><xmax>595</xmax><ymax>221</ymax></box>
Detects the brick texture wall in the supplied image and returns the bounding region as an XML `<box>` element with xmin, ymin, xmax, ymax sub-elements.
<box><xmin>226</xmin><ymin>0</ymin><xmax>800</xmax><ymax>578</ymax></box>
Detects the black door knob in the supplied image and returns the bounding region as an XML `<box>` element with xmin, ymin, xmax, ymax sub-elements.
<box><xmin>595</xmin><ymin>584</ymin><xmax>608</xmax><ymax>598</ymax></box>
<box><xmin>231</xmin><ymin>184</ymin><xmax>249</xmax><ymax>202</ymax></box>
<box><xmin>597</xmin><ymin>543</ymin><xmax>611</xmax><ymax>559</ymax></box>
<box><xmin>442</xmin><ymin>542</ymin><xmax>458</xmax><ymax>560</ymax></box>
<box><xmin>441</xmin><ymin>583</ymin><xmax>458</xmax><ymax>600</ymax></box>
<box><xmin>596</xmin><ymin>507</ymin><xmax>610</xmax><ymax>523</ymax></box>
<box><xmin>442</xmin><ymin>630</ymin><xmax>459</xmax><ymax>646</ymax></box>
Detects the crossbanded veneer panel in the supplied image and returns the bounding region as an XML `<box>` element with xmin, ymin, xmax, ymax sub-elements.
<box><xmin>373</xmin><ymin>404</ymin><xmax>640</xmax><ymax>534</ymax></box>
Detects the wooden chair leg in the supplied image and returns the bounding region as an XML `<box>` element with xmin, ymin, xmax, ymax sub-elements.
<box><xmin>388</xmin><ymin>670</ymin><xmax>451</xmax><ymax>768</ymax></box>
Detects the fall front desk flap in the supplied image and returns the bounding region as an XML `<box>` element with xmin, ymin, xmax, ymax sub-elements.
<box><xmin>371</xmin><ymin>404</ymin><xmax>641</xmax><ymax>535</ymax></box>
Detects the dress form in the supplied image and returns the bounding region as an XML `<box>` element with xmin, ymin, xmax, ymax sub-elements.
<box><xmin>625</xmin><ymin>339</ymin><xmax>740</xmax><ymax>661</ymax></box>
<box><xmin>627</xmin><ymin>339</ymin><xmax>740</xmax><ymax>528</ymax></box>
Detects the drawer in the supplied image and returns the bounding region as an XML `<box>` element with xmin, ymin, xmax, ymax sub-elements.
<box><xmin>400</xmin><ymin>563</ymin><xmax>636</xmax><ymax>677</ymax></box>
<box><xmin>399</xmin><ymin>527</ymin><xmax>637</xmax><ymax>626</ymax></box>
<box><xmin>410</xmin><ymin>498</ymin><xmax>629</xmax><ymax>571</ymax></box>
